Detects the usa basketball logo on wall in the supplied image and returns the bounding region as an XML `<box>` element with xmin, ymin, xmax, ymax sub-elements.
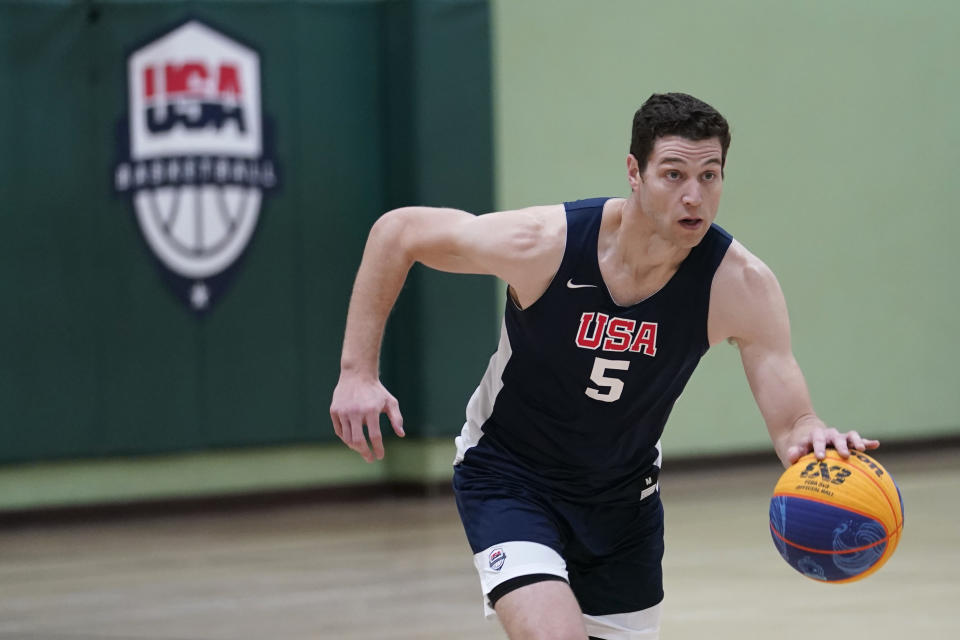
<box><xmin>114</xmin><ymin>19</ymin><xmax>278</xmax><ymax>312</ymax></box>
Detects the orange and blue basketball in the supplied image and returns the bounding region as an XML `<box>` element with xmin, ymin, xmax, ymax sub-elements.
<box><xmin>769</xmin><ymin>450</ymin><xmax>903</xmax><ymax>583</ymax></box>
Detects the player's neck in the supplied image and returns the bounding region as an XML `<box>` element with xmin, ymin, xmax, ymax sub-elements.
<box><xmin>603</xmin><ymin>198</ymin><xmax>691</xmax><ymax>275</ymax></box>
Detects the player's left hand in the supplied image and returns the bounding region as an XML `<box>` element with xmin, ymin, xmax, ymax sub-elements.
<box><xmin>783</xmin><ymin>419</ymin><xmax>879</xmax><ymax>466</ymax></box>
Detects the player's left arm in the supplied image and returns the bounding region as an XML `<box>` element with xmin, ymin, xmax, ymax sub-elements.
<box><xmin>708</xmin><ymin>241</ymin><xmax>879</xmax><ymax>468</ymax></box>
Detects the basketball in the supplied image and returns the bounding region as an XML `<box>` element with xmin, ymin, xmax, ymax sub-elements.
<box><xmin>769</xmin><ymin>450</ymin><xmax>904</xmax><ymax>583</ymax></box>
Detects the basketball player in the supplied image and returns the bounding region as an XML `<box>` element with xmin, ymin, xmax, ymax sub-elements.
<box><xmin>329</xmin><ymin>93</ymin><xmax>879</xmax><ymax>640</ymax></box>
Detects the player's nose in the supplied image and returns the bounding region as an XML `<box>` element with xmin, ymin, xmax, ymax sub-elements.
<box><xmin>681</xmin><ymin>185</ymin><xmax>702</xmax><ymax>207</ymax></box>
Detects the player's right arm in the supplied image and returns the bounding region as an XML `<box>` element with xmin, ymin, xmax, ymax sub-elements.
<box><xmin>709</xmin><ymin>241</ymin><xmax>878</xmax><ymax>467</ymax></box>
<box><xmin>330</xmin><ymin>205</ymin><xmax>566</xmax><ymax>462</ymax></box>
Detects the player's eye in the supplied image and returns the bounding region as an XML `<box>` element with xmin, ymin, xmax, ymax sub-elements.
<box><xmin>702</xmin><ymin>171</ymin><xmax>717</xmax><ymax>182</ymax></box>
<box><xmin>666</xmin><ymin>170</ymin><xmax>681</xmax><ymax>180</ymax></box>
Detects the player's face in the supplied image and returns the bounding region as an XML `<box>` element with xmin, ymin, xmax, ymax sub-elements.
<box><xmin>628</xmin><ymin>135</ymin><xmax>724</xmax><ymax>247</ymax></box>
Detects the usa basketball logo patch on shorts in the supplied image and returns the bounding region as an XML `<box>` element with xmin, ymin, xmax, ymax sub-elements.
<box><xmin>114</xmin><ymin>19</ymin><xmax>279</xmax><ymax>312</ymax></box>
<box><xmin>488</xmin><ymin>548</ymin><xmax>506</xmax><ymax>571</ymax></box>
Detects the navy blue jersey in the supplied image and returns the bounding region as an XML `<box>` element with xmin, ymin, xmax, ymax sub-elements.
<box><xmin>454</xmin><ymin>197</ymin><xmax>732</xmax><ymax>503</ymax></box>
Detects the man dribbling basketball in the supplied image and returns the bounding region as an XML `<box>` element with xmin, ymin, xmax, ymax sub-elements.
<box><xmin>329</xmin><ymin>93</ymin><xmax>879</xmax><ymax>639</ymax></box>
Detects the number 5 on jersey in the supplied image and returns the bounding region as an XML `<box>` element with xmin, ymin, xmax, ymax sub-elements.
<box><xmin>585</xmin><ymin>357</ymin><xmax>630</xmax><ymax>402</ymax></box>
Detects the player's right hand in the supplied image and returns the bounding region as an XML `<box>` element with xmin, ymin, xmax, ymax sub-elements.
<box><xmin>330</xmin><ymin>374</ymin><xmax>405</xmax><ymax>462</ymax></box>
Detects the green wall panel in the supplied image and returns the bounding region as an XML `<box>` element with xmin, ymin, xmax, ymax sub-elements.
<box><xmin>491</xmin><ymin>0</ymin><xmax>960</xmax><ymax>457</ymax></box>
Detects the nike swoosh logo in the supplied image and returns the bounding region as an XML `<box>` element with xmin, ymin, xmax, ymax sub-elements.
<box><xmin>566</xmin><ymin>279</ymin><xmax>598</xmax><ymax>289</ymax></box>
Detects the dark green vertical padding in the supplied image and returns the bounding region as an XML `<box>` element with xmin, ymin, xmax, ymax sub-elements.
<box><xmin>193</xmin><ymin>3</ymin><xmax>388</xmax><ymax>447</ymax></box>
<box><xmin>379</xmin><ymin>0</ymin><xmax>497</xmax><ymax>440</ymax></box>
<box><xmin>290</xmin><ymin>1</ymin><xmax>390</xmax><ymax>444</ymax></box>
<box><xmin>377</xmin><ymin>0</ymin><xmax>423</xmax><ymax>430</ymax></box>
<box><xmin>410</xmin><ymin>0</ymin><xmax>496</xmax><ymax>438</ymax></box>
<box><xmin>0</xmin><ymin>4</ymin><xmax>103</xmax><ymax>459</ymax></box>
<box><xmin>0</xmin><ymin>3</ymin><xmax>204</xmax><ymax>459</ymax></box>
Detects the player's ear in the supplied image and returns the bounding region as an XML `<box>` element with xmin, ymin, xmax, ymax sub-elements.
<box><xmin>626</xmin><ymin>154</ymin><xmax>643</xmax><ymax>190</ymax></box>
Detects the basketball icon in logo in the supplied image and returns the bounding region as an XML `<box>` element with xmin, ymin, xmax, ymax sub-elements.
<box><xmin>114</xmin><ymin>19</ymin><xmax>278</xmax><ymax>312</ymax></box>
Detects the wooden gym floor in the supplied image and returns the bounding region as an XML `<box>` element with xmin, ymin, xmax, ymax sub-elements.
<box><xmin>0</xmin><ymin>447</ymin><xmax>956</xmax><ymax>639</ymax></box>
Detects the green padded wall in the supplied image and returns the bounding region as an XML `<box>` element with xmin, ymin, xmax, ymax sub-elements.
<box><xmin>0</xmin><ymin>0</ymin><xmax>494</xmax><ymax>467</ymax></box>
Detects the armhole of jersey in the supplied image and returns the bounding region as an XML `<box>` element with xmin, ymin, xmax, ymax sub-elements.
<box><xmin>703</xmin><ymin>225</ymin><xmax>734</xmax><ymax>351</ymax></box>
<box><xmin>507</xmin><ymin>204</ymin><xmax>577</xmax><ymax>312</ymax></box>
<box><xmin>511</xmin><ymin>198</ymin><xmax>610</xmax><ymax>312</ymax></box>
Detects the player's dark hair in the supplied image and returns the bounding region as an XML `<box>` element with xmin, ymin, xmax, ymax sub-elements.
<box><xmin>630</xmin><ymin>93</ymin><xmax>731</xmax><ymax>175</ymax></box>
